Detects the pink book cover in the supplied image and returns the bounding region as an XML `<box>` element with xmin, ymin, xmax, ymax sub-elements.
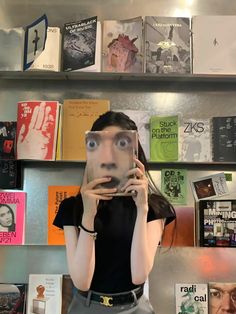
<box><xmin>0</xmin><ymin>191</ymin><xmax>26</xmax><ymax>245</ymax></box>
<box><xmin>16</xmin><ymin>100</ymin><xmax>60</xmax><ymax>160</ymax></box>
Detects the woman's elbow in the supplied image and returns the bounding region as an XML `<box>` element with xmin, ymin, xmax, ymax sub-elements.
<box><xmin>71</xmin><ymin>277</ymin><xmax>91</xmax><ymax>292</ymax></box>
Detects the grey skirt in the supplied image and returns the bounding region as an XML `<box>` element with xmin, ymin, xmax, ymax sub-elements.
<box><xmin>67</xmin><ymin>289</ymin><xmax>155</xmax><ymax>314</ymax></box>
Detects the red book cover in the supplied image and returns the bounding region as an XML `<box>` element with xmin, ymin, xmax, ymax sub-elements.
<box><xmin>16</xmin><ymin>101</ymin><xmax>60</xmax><ymax>160</ymax></box>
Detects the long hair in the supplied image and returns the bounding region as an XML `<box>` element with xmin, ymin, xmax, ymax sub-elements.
<box><xmin>91</xmin><ymin>111</ymin><xmax>176</xmax><ymax>243</ymax></box>
<box><xmin>0</xmin><ymin>204</ymin><xmax>15</xmax><ymax>231</ymax></box>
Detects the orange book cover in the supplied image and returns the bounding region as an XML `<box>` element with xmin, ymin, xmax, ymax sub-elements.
<box><xmin>48</xmin><ymin>185</ymin><xmax>80</xmax><ymax>245</ymax></box>
<box><xmin>62</xmin><ymin>99</ymin><xmax>110</xmax><ymax>161</ymax></box>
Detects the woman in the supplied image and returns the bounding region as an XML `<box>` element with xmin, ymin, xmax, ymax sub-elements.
<box><xmin>53</xmin><ymin>111</ymin><xmax>176</xmax><ymax>313</ymax></box>
<box><xmin>0</xmin><ymin>204</ymin><xmax>16</xmax><ymax>232</ymax></box>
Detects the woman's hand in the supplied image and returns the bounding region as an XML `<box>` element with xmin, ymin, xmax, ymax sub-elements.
<box><xmin>80</xmin><ymin>167</ymin><xmax>117</xmax><ymax>219</ymax></box>
<box><xmin>121</xmin><ymin>158</ymin><xmax>148</xmax><ymax>212</ymax></box>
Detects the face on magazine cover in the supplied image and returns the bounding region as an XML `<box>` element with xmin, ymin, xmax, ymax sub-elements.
<box><xmin>209</xmin><ymin>283</ymin><xmax>236</xmax><ymax>314</ymax></box>
<box><xmin>85</xmin><ymin>127</ymin><xmax>136</xmax><ymax>191</ymax></box>
<box><xmin>0</xmin><ymin>205</ymin><xmax>14</xmax><ymax>230</ymax></box>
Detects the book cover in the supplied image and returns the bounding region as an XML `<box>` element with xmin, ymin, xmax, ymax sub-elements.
<box><xmin>0</xmin><ymin>191</ymin><xmax>26</xmax><ymax>245</ymax></box>
<box><xmin>27</xmin><ymin>274</ymin><xmax>62</xmax><ymax>314</ymax></box>
<box><xmin>192</xmin><ymin>16</ymin><xmax>236</xmax><ymax>75</ymax></box>
<box><xmin>0</xmin><ymin>27</ymin><xmax>25</xmax><ymax>71</ymax></box>
<box><xmin>0</xmin><ymin>283</ymin><xmax>27</xmax><ymax>313</ymax></box>
<box><xmin>161</xmin><ymin>168</ymin><xmax>187</xmax><ymax>204</ymax></box>
<box><xmin>211</xmin><ymin>116</ymin><xmax>236</xmax><ymax>162</ymax></box>
<box><xmin>62</xmin><ymin>99</ymin><xmax>110</xmax><ymax>161</ymax></box>
<box><xmin>115</xmin><ymin>109</ymin><xmax>151</xmax><ymax>160</ymax></box>
<box><xmin>144</xmin><ymin>16</ymin><xmax>191</xmax><ymax>74</ymax></box>
<box><xmin>198</xmin><ymin>199</ymin><xmax>236</xmax><ymax>247</ymax></box>
<box><xmin>63</xmin><ymin>16</ymin><xmax>100</xmax><ymax>72</ymax></box>
<box><xmin>61</xmin><ymin>274</ymin><xmax>73</xmax><ymax>314</ymax></box>
<box><xmin>179</xmin><ymin>118</ymin><xmax>212</xmax><ymax>162</ymax></box>
<box><xmin>190</xmin><ymin>172</ymin><xmax>229</xmax><ymax>201</ymax></box>
<box><xmin>48</xmin><ymin>185</ymin><xmax>80</xmax><ymax>245</ymax></box>
<box><xmin>23</xmin><ymin>14</ymin><xmax>48</xmax><ymax>70</ymax></box>
<box><xmin>102</xmin><ymin>17</ymin><xmax>143</xmax><ymax>73</ymax></box>
<box><xmin>209</xmin><ymin>282</ymin><xmax>236</xmax><ymax>313</ymax></box>
<box><xmin>86</xmin><ymin>130</ymin><xmax>138</xmax><ymax>196</ymax></box>
<box><xmin>28</xmin><ymin>27</ymin><xmax>61</xmax><ymax>72</ymax></box>
<box><xmin>16</xmin><ymin>101</ymin><xmax>60</xmax><ymax>160</ymax></box>
<box><xmin>0</xmin><ymin>121</ymin><xmax>17</xmax><ymax>160</ymax></box>
<box><xmin>161</xmin><ymin>206</ymin><xmax>195</xmax><ymax>247</ymax></box>
<box><xmin>0</xmin><ymin>160</ymin><xmax>21</xmax><ymax>189</ymax></box>
<box><xmin>175</xmin><ymin>283</ymin><xmax>208</xmax><ymax>314</ymax></box>
<box><xmin>150</xmin><ymin>115</ymin><xmax>179</xmax><ymax>161</ymax></box>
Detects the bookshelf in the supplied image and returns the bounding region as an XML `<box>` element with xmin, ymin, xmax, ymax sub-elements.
<box><xmin>1</xmin><ymin>1</ymin><xmax>236</xmax><ymax>313</ymax></box>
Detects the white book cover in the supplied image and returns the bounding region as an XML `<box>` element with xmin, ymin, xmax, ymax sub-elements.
<box><xmin>27</xmin><ymin>274</ymin><xmax>62</xmax><ymax>314</ymax></box>
<box><xmin>190</xmin><ymin>172</ymin><xmax>229</xmax><ymax>201</ymax></box>
<box><xmin>192</xmin><ymin>15</ymin><xmax>236</xmax><ymax>75</ymax></box>
<box><xmin>115</xmin><ymin>109</ymin><xmax>151</xmax><ymax>159</ymax></box>
<box><xmin>175</xmin><ymin>283</ymin><xmax>208</xmax><ymax>314</ymax></box>
<box><xmin>179</xmin><ymin>118</ymin><xmax>212</xmax><ymax>162</ymax></box>
<box><xmin>0</xmin><ymin>27</ymin><xmax>24</xmax><ymax>71</ymax></box>
<box><xmin>144</xmin><ymin>16</ymin><xmax>191</xmax><ymax>74</ymax></box>
<box><xmin>28</xmin><ymin>27</ymin><xmax>62</xmax><ymax>72</ymax></box>
<box><xmin>102</xmin><ymin>17</ymin><xmax>143</xmax><ymax>73</ymax></box>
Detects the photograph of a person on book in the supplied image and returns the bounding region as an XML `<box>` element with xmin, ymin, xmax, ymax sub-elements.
<box><xmin>53</xmin><ymin>111</ymin><xmax>176</xmax><ymax>314</ymax></box>
<box><xmin>85</xmin><ymin>129</ymin><xmax>137</xmax><ymax>196</ymax></box>
<box><xmin>209</xmin><ymin>283</ymin><xmax>236</xmax><ymax>313</ymax></box>
<box><xmin>0</xmin><ymin>204</ymin><xmax>15</xmax><ymax>232</ymax></box>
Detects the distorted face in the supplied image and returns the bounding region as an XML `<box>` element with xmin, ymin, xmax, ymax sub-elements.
<box><xmin>0</xmin><ymin>205</ymin><xmax>13</xmax><ymax>228</ymax></box>
<box><xmin>209</xmin><ymin>283</ymin><xmax>236</xmax><ymax>314</ymax></box>
<box><xmin>86</xmin><ymin>126</ymin><xmax>137</xmax><ymax>191</ymax></box>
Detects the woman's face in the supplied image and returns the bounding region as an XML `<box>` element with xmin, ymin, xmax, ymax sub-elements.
<box><xmin>0</xmin><ymin>206</ymin><xmax>13</xmax><ymax>227</ymax></box>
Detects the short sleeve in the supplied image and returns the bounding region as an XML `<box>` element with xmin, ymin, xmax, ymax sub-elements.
<box><xmin>53</xmin><ymin>195</ymin><xmax>83</xmax><ymax>229</ymax></box>
<box><xmin>147</xmin><ymin>194</ymin><xmax>176</xmax><ymax>226</ymax></box>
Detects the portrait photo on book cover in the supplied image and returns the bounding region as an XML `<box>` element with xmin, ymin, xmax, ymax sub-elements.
<box><xmin>0</xmin><ymin>203</ymin><xmax>16</xmax><ymax>232</ymax></box>
<box><xmin>85</xmin><ymin>130</ymin><xmax>138</xmax><ymax>196</ymax></box>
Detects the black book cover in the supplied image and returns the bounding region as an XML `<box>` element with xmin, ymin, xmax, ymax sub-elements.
<box><xmin>63</xmin><ymin>16</ymin><xmax>97</xmax><ymax>71</ymax></box>
<box><xmin>0</xmin><ymin>283</ymin><xmax>27</xmax><ymax>314</ymax></box>
<box><xmin>212</xmin><ymin>116</ymin><xmax>236</xmax><ymax>162</ymax></box>
<box><xmin>0</xmin><ymin>160</ymin><xmax>22</xmax><ymax>189</ymax></box>
<box><xmin>0</xmin><ymin>121</ymin><xmax>16</xmax><ymax>160</ymax></box>
<box><xmin>199</xmin><ymin>199</ymin><xmax>236</xmax><ymax>247</ymax></box>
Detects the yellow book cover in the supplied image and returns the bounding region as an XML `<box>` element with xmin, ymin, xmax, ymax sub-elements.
<box><xmin>62</xmin><ymin>99</ymin><xmax>110</xmax><ymax>160</ymax></box>
<box><xmin>48</xmin><ymin>185</ymin><xmax>80</xmax><ymax>245</ymax></box>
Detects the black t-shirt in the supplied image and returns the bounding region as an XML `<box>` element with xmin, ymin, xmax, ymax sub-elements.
<box><xmin>53</xmin><ymin>194</ymin><xmax>175</xmax><ymax>293</ymax></box>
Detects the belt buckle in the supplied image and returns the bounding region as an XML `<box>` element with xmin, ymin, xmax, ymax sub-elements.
<box><xmin>100</xmin><ymin>295</ymin><xmax>113</xmax><ymax>307</ymax></box>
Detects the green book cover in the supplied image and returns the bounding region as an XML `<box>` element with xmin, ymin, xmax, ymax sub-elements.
<box><xmin>161</xmin><ymin>168</ymin><xmax>187</xmax><ymax>204</ymax></box>
<box><xmin>150</xmin><ymin>115</ymin><xmax>178</xmax><ymax>161</ymax></box>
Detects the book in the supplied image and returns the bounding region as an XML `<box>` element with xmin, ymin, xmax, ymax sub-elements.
<box><xmin>0</xmin><ymin>160</ymin><xmax>21</xmax><ymax>189</ymax></box>
<box><xmin>23</xmin><ymin>14</ymin><xmax>48</xmax><ymax>70</ymax></box>
<box><xmin>161</xmin><ymin>168</ymin><xmax>187</xmax><ymax>204</ymax></box>
<box><xmin>63</xmin><ymin>16</ymin><xmax>101</xmax><ymax>72</ymax></box>
<box><xmin>144</xmin><ymin>16</ymin><xmax>191</xmax><ymax>74</ymax></box>
<box><xmin>48</xmin><ymin>185</ymin><xmax>80</xmax><ymax>245</ymax></box>
<box><xmin>62</xmin><ymin>99</ymin><xmax>110</xmax><ymax>161</ymax></box>
<box><xmin>175</xmin><ymin>283</ymin><xmax>208</xmax><ymax>314</ymax></box>
<box><xmin>0</xmin><ymin>283</ymin><xmax>27</xmax><ymax>313</ymax></box>
<box><xmin>26</xmin><ymin>274</ymin><xmax>62</xmax><ymax>314</ymax></box>
<box><xmin>179</xmin><ymin>118</ymin><xmax>212</xmax><ymax>162</ymax></box>
<box><xmin>115</xmin><ymin>109</ymin><xmax>151</xmax><ymax>160</ymax></box>
<box><xmin>0</xmin><ymin>27</ymin><xmax>25</xmax><ymax>71</ymax></box>
<box><xmin>211</xmin><ymin>116</ymin><xmax>236</xmax><ymax>162</ymax></box>
<box><xmin>0</xmin><ymin>121</ymin><xmax>17</xmax><ymax>159</ymax></box>
<box><xmin>0</xmin><ymin>191</ymin><xmax>26</xmax><ymax>245</ymax></box>
<box><xmin>198</xmin><ymin>199</ymin><xmax>236</xmax><ymax>247</ymax></box>
<box><xmin>16</xmin><ymin>101</ymin><xmax>60</xmax><ymax>160</ymax></box>
<box><xmin>209</xmin><ymin>282</ymin><xmax>236</xmax><ymax>313</ymax></box>
<box><xmin>102</xmin><ymin>17</ymin><xmax>143</xmax><ymax>73</ymax></box>
<box><xmin>61</xmin><ymin>274</ymin><xmax>73</xmax><ymax>314</ymax></box>
<box><xmin>28</xmin><ymin>27</ymin><xmax>61</xmax><ymax>72</ymax></box>
<box><xmin>161</xmin><ymin>206</ymin><xmax>195</xmax><ymax>247</ymax></box>
<box><xmin>86</xmin><ymin>130</ymin><xmax>138</xmax><ymax>196</ymax></box>
<box><xmin>190</xmin><ymin>172</ymin><xmax>229</xmax><ymax>201</ymax></box>
<box><xmin>192</xmin><ymin>15</ymin><xmax>236</xmax><ymax>75</ymax></box>
<box><xmin>150</xmin><ymin>115</ymin><xmax>179</xmax><ymax>161</ymax></box>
